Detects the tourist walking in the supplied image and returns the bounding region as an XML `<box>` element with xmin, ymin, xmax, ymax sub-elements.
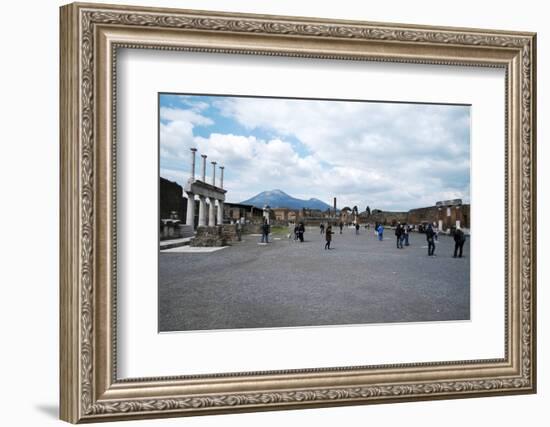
<box><xmin>293</xmin><ymin>223</ymin><xmax>299</xmax><ymax>241</ymax></box>
<box><xmin>339</xmin><ymin>222</ymin><xmax>344</xmax><ymax>234</ymax></box>
<box><xmin>355</xmin><ymin>223</ymin><xmax>360</xmax><ymax>235</ymax></box>
<box><xmin>395</xmin><ymin>223</ymin><xmax>404</xmax><ymax>248</ymax></box>
<box><xmin>260</xmin><ymin>219</ymin><xmax>270</xmax><ymax>243</ymax></box>
<box><xmin>320</xmin><ymin>223</ymin><xmax>325</xmax><ymax>234</ymax></box>
<box><xmin>404</xmin><ymin>224</ymin><xmax>410</xmax><ymax>246</ymax></box>
<box><xmin>426</xmin><ymin>223</ymin><xmax>436</xmax><ymax>256</ymax></box>
<box><xmin>453</xmin><ymin>227</ymin><xmax>466</xmax><ymax>258</ymax></box>
<box><xmin>377</xmin><ymin>224</ymin><xmax>384</xmax><ymax>241</ymax></box>
<box><xmin>298</xmin><ymin>222</ymin><xmax>305</xmax><ymax>242</ymax></box>
<box><xmin>325</xmin><ymin>225</ymin><xmax>333</xmax><ymax>250</ymax></box>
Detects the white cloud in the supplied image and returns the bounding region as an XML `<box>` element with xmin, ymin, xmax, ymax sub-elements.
<box><xmin>160</xmin><ymin>96</ymin><xmax>470</xmax><ymax>211</ymax></box>
<box><xmin>160</xmin><ymin>106</ymin><xmax>212</xmax><ymax>125</ymax></box>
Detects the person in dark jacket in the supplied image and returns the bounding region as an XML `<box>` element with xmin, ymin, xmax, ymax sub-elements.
<box><xmin>325</xmin><ymin>225</ymin><xmax>333</xmax><ymax>250</ymax></box>
<box><xmin>395</xmin><ymin>223</ymin><xmax>404</xmax><ymax>248</ymax></box>
<box><xmin>426</xmin><ymin>224</ymin><xmax>436</xmax><ymax>256</ymax></box>
<box><xmin>298</xmin><ymin>222</ymin><xmax>305</xmax><ymax>242</ymax></box>
<box><xmin>355</xmin><ymin>223</ymin><xmax>360</xmax><ymax>235</ymax></box>
<box><xmin>453</xmin><ymin>228</ymin><xmax>466</xmax><ymax>257</ymax></box>
<box><xmin>339</xmin><ymin>222</ymin><xmax>344</xmax><ymax>234</ymax></box>
<box><xmin>260</xmin><ymin>219</ymin><xmax>270</xmax><ymax>243</ymax></box>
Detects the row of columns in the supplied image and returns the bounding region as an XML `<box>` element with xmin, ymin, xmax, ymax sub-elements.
<box><xmin>185</xmin><ymin>148</ymin><xmax>225</xmax><ymax>229</ymax></box>
<box><xmin>186</xmin><ymin>195</ymin><xmax>224</xmax><ymax>227</ymax></box>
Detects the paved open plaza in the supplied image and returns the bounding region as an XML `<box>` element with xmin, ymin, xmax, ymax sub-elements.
<box><xmin>159</xmin><ymin>227</ymin><xmax>469</xmax><ymax>332</ymax></box>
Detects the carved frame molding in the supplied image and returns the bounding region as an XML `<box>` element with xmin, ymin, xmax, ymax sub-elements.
<box><xmin>60</xmin><ymin>2</ymin><xmax>536</xmax><ymax>423</ymax></box>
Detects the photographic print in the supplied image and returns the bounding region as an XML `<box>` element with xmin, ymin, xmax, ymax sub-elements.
<box><xmin>60</xmin><ymin>4</ymin><xmax>536</xmax><ymax>421</ymax></box>
<box><xmin>159</xmin><ymin>94</ymin><xmax>471</xmax><ymax>332</ymax></box>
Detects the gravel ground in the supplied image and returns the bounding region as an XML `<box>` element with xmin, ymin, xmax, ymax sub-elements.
<box><xmin>159</xmin><ymin>227</ymin><xmax>470</xmax><ymax>331</ymax></box>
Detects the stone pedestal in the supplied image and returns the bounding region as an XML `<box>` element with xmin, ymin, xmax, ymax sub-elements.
<box><xmin>191</xmin><ymin>226</ymin><xmax>226</xmax><ymax>247</ymax></box>
<box><xmin>189</xmin><ymin>225</ymin><xmax>242</xmax><ymax>247</ymax></box>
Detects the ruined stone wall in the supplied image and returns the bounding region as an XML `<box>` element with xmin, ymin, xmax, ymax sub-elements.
<box><xmin>160</xmin><ymin>177</ymin><xmax>186</xmax><ymax>220</ymax></box>
<box><xmin>462</xmin><ymin>204</ymin><xmax>470</xmax><ymax>228</ymax></box>
<box><xmin>191</xmin><ymin>226</ymin><xmax>226</xmax><ymax>247</ymax></box>
<box><xmin>367</xmin><ymin>211</ymin><xmax>408</xmax><ymax>226</ymax></box>
<box><xmin>299</xmin><ymin>217</ymin><xmax>340</xmax><ymax>226</ymax></box>
<box><xmin>360</xmin><ymin>204</ymin><xmax>470</xmax><ymax>229</ymax></box>
<box><xmin>407</xmin><ymin>206</ymin><xmax>439</xmax><ymax>225</ymax></box>
<box><xmin>437</xmin><ymin>204</ymin><xmax>470</xmax><ymax>230</ymax></box>
<box><xmin>190</xmin><ymin>225</ymin><xmax>243</xmax><ymax>246</ymax></box>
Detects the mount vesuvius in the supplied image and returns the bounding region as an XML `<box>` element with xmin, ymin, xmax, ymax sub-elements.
<box><xmin>240</xmin><ymin>190</ymin><xmax>331</xmax><ymax>211</ymax></box>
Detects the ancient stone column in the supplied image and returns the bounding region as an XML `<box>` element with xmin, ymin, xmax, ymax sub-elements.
<box><xmin>190</xmin><ymin>148</ymin><xmax>197</xmax><ymax>180</ymax></box>
<box><xmin>208</xmin><ymin>197</ymin><xmax>216</xmax><ymax>226</ymax></box>
<box><xmin>201</xmin><ymin>154</ymin><xmax>207</xmax><ymax>182</ymax></box>
<box><xmin>186</xmin><ymin>192</ymin><xmax>195</xmax><ymax>228</ymax></box>
<box><xmin>198</xmin><ymin>195</ymin><xmax>207</xmax><ymax>227</ymax></box>
<box><xmin>219</xmin><ymin>166</ymin><xmax>224</xmax><ymax>189</ymax></box>
<box><xmin>211</xmin><ymin>161</ymin><xmax>217</xmax><ymax>186</ymax></box>
<box><xmin>217</xmin><ymin>200</ymin><xmax>224</xmax><ymax>225</ymax></box>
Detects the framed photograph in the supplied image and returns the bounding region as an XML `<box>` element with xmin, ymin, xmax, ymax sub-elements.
<box><xmin>60</xmin><ymin>2</ymin><xmax>537</xmax><ymax>423</ymax></box>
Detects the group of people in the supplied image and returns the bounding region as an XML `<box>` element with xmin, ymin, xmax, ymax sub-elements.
<box><xmin>394</xmin><ymin>223</ymin><xmax>411</xmax><ymax>249</ymax></box>
<box><xmin>292</xmin><ymin>222</ymin><xmax>306</xmax><ymax>243</ymax></box>
<box><xmin>423</xmin><ymin>223</ymin><xmax>466</xmax><ymax>257</ymax></box>
<box><xmin>325</xmin><ymin>220</ymin><xmax>468</xmax><ymax>258</ymax></box>
<box><xmin>278</xmin><ymin>220</ymin><xmax>468</xmax><ymax>258</ymax></box>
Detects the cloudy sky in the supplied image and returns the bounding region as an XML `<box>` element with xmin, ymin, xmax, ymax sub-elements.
<box><xmin>159</xmin><ymin>94</ymin><xmax>470</xmax><ymax>211</ymax></box>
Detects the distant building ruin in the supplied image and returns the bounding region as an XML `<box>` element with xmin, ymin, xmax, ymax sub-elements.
<box><xmin>363</xmin><ymin>199</ymin><xmax>470</xmax><ymax>231</ymax></box>
<box><xmin>224</xmin><ymin>202</ymin><xmax>264</xmax><ymax>224</ymax></box>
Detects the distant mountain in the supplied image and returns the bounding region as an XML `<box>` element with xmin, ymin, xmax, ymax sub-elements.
<box><xmin>240</xmin><ymin>190</ymin><xmax>332</xmax><ymax>211</ymax></box>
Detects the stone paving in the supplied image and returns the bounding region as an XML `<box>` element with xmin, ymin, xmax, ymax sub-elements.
<box><xmin>159</xmin><ymin>227</ymin><xmax>470</xmax><ymax>332</ymax></box>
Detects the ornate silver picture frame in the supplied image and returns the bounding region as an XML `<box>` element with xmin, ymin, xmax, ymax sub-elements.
<box><xmin>60</xmin><ymin>2</ymin><xmax>536</xmax><ymax>423</ymax></box>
